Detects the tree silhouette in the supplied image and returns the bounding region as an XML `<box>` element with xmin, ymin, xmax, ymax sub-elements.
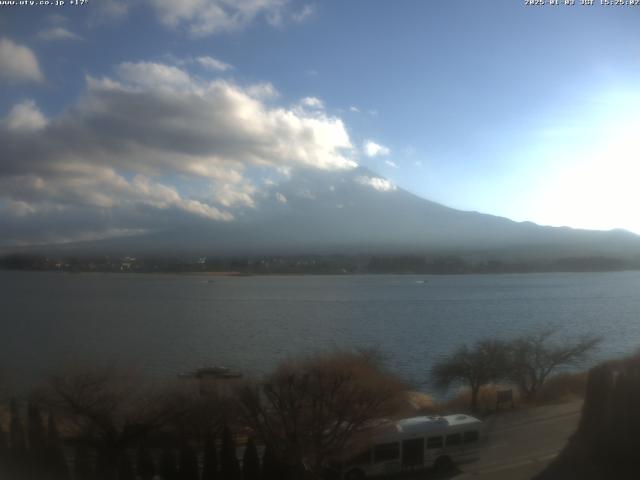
<box><xmin>432</xmin><ymin>340</ymin><xmax>509</xmax><ymax>411</ymax></box>
<box><xmin>178</xmin><ymin>443</ymin><xmax>199</xmax><ymax>480</ymax></box>
<box><xmin>201</xmin><ymin>434</ymin><xmax>218</xmax><ymax>480</ymax></box>
<box><xmin>220</xmin><ymin>425</ymin><xmax>241</xmax><ymax>480</ymax></box>
<box><xmin>136</xmin><ymin>443</ymin><xmax>155</xmax><ymax>480</ymax></box>
<box><xmin>74</xmin><ymin>444</ymin><xmax>93</xmax><ymax>480</ymax></box>
<box><xmin>262</xmin><ymin>444</ymin><xmax>287</xmax><ymax>480</ymax></box>
<box><xmin>242</xmin><ymin>438</ymin><xmax>260</xmax><ymax>480</ymax></box>
<box><xmin>46</xmin><ymin>368</ymin><xmax>184</xmax><ymax>480</ymax></box>
<box><xmin>27</xmin><ymin>402</ymin><xmax>46</xmax><ymax>454</ymax></box>
<box><xmin>25</xmin><ymin>403</ymin><xmax>46</xmax><ymax>480</ymax></box>
<box><xmin>507</xmin><ymin>330</ymin><xmax>600</xmax><ymax>400</ymax></box>
<box><xmin>0</xmin><ymin>421</ymin><xmax>9</xmax><ymax>480</ymax></box>
<box><xmin>237</xmin><ymin>351</ymin><xmax>405</xmax><ymax>478</ymax></box>
<box><xmin>9</xmin><ymin>398</ymin><xmax>27</xmax><ymax>478</ymax></box>
<box><xmin>43</xmin><ymin>410</ymin><xmax>70</xmax><ymax>480</ymax></box>
<box><xmin>117</xmin><ymin>454</ymin><xmax>134</xmax><ymax>480</ymax></box>
<box><xmin>10</xmin><ymin>399</ymin><xmax>26</xmax><ymax>452</ymax></box>
<box><xmin>95</xmin><ymin>447</ymin><xmax>117</xmax><ymax>480</ymax></box>
<box><xmin>159</xmin><ymin>448</ymin><xmax>178</xmax><ymax>480</ymax></box>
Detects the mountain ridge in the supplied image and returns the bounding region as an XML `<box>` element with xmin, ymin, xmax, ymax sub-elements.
<box><xmin>6</xmin><ymin>166</ymin><xmax>640</xmax><ymax>260</ymax></box>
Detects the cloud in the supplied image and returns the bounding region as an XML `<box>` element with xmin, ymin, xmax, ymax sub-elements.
<box><xmin>211</xmin><ymin>181</ymin><xmax>257</xmax><ymax>208</ymax></box>
<box><xmin>148</xmin><ymin>0</ymin><xmax>313</xmax><ymax>37</ymax></box>
<box><xmin>117</xmin><ymin>61</ymin><xmax>193</xmax><ymax>90</ymax></box>
<box><xmin>0</xmin><ymin>61</ymin><xmax>356</xmax><ymax>245</ymax></box>
<box><xmin>0</xmin><ymin>38</ymin><xmax>44</xmax><ymax>84</ymax></box>
<box><xmin>4</xmin><ymin>100</ymin><xmax>48</xmax><ymax>131</ymax></box>
<box><xmin>264</xmin><ymin>2</ymin><xmax>314</xmax><ymax>28</ymax></box>
<box><xmin>349</xmin><ymin>106</ymin><xmax>360</xmax><ymax>113</ymax></box>
<box><xmin>291</xmin><ymin>4</ymin><xmax>314</xmax><ymax>23</ymax></box>
<box><xmin>275</xmin><ymin>192</ymin><xmax>287</xmax><ymax>204</ymax></box>
<box><xmin>195</xmin><ymin>55</ymin><xmax>233</xmax><ymax>71</ymax></box>
<box><xmin>300</xmin><ymin>96</ymin><xmax>324</xmax><ymax>109</ymax></box>
<box><xmin>246</xmin><ymin>82</ymin><xmax>279</xmax><ymax>100</ymax></box>
<box><xmin>363</xmin><ymin>140</ymin><xmax>390</xmax><ymax>157</ymax></box>
<box><xmin>356</xmin><ymin>176</ymin><xmax>397</xmax><ymax>192</ymax></box>
<box><xmin>132</xmin><ymin>175</ymin><xmax>232</xmax><ymax>219</ymax></box>
<box><xmin>38</xmin><ymin>27</ymin><xmax>82</xmax><ymax>41</ymax></box>
<box><xmin>385</xmin><ymin>160</ymin><xmax>398</xmax><ymax>168</ymax></box>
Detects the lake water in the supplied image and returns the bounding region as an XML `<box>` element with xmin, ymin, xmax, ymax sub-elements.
<box><xmin>2</xmin><ymin>270</ymin><xmax>640</xmax><ymax>392</ymax></box>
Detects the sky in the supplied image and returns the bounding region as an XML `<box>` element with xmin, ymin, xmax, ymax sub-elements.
<box><xmin>2</xmin><ymin>0</ymin><xmax>640</xmax><ymax>246</ymax></box>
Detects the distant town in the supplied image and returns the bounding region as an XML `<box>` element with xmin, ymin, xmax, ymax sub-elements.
<box><xmin>1</xmin><ymin>253</ymin><xmax>639</xmax><ymax>275</ymax></box>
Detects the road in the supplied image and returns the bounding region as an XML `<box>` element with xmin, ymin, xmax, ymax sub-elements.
<box><xmin>452</xmin><ymin>400</ymin><xmax>583</xmax><ymax>480</ymax></box>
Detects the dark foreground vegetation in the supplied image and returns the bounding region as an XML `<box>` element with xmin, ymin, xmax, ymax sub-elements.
<box><xmin>2</xmin><ymin>253</ymin><xmax>640</xmax><ymax>275</ymax></box>
<box><xmin>0</xmin><ymin>330</ymin><xmax>618</xmax><ymax>480</ymax></box>
<box><xmin>0</xmin><ymin>351</ymin><xmax>407</xmax><ymax>480</ymax></box>
<box><xmin>535</xmin><ymin>351</ymin><xmax>640</xmax><ymax>479</ymax></box>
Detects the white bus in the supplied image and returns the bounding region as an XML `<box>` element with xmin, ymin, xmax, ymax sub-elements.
<box><xmin>341</xmin><ymin>414</ymin><xmax>483</xmax><ymax>479</ymax></box>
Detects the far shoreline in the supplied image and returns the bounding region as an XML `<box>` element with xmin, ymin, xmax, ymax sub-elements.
<box><xmin>2</xmin><ymin>268</ymin><xmax>640</xmax><ymax>277</ymax></box>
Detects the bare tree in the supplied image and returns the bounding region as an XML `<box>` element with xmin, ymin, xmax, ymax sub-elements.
<box><xmin>507</xmin><ymin>329</ymin><xmax>601</xmax><ymax>401</ymax></box>
<box><xmin>166</xmin><ymin>388</ymin><xmax>234</xmax><ymax>444</ymax></box>
<box><xmin>236</xmin><ymin>351</ymin><xmax>406</xmax><ymax>479</ymax></box>
<box><xmin>431</xmin><ymin>340</ymin><xmax>509</xmax><ymax>412</ymax></box>
<box><xmin>42</xmin><ymin>367</ymin><xmax>187</xmax><ymax>480</ymax></box>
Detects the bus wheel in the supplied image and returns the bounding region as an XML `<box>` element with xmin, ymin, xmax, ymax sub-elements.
<box><xmin>344</xmin><ymin>468</ymin><xmax>366</xmax><ymax>480</ymax></box>
<box><xmin>434</xmin><ymin>455</ymin><xmax>453</xmax><ymax>472</ymax></box>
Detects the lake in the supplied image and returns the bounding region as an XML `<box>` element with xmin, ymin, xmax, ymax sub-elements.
<box><xmin>2</xmin><ymin>270</ymin><xmax>640</xmax><ymax>392</ymax></box>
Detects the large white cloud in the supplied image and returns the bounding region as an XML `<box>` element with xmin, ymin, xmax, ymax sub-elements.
<box><xmin>0</xmin><ymin>38</ymin><xmax>44</xmax><ymax>84</ymax></box>
<box><xmin>0</xmin><ymin>61</ymin><xmax>356</xmax><ymax>245</ymax></box>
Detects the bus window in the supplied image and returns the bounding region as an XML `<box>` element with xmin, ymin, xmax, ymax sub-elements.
<box><xmin>445</xmin><ymin>433</ymin><xmax>461</xmax><ymax>447</ymax></box>
<box><xmin>401</xmin><ymin>438</ymin><xmax>424</xmax><ymax>467</ymax></box>
<box><xmin>427</xmin><ymin>436</ymin><xmax>443</xmax><ymax>449</ymax></box>
<box><xmin>463</xmin><ymin>430</ymin><xmax>479</xmax><ymax>444</ymax></box>
<box><xmin>374</xmin><ymin>442</ymin><xmax>400</xmax><ymax>463</ymax></box>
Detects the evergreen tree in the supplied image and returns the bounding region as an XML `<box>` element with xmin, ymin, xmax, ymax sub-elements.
<box><xmin>0</xmin><ymin>421</ymin><xmax>6</xmax><ymax>452</ymax></box>
<box><xmin>242</xmin><ymin>438</ymin><xmax>260</xmax><ymax>480</ymax></box>
<box><xmin>136</xmin><ymin>443</ymin><xmax>155</xmax><ymax>480</ymax></box>
<box><xmin>9</xmin><ymin>398</ymin><xmax>26</xmax><ymax>452</ymax></box>
<box><xmin>178</xmin><ymin>444</ymin><xmax>199</xmax><ymax>480</ymax></box>
<box><xmin>220</xmin><ymin>425</ymin><xmax>241</xmax><ymax>480</ymax></box>
<box><xmin>45</xmin><ymin>410</ymin><xmax>70</xmax><ymax>480</ymax></box>
<box><xmin>0</xmin><ymin>422</ymin><xmax>9</xmax><ymax>480</ymax></box>
<box><xmin>74</xmin><ymin>445</ymin><xmax>94</xmax><ymax>480</ymax></box>
<box><xmin>117</xmin><ymin>453</ymin><xmax>134</xmax><ymax>480</ymax></box>
<box><xmin>47</xmin><ymin>409</ymin><xmax>59</xmax><ymax>445</ymax></box>
<box><xmin>26</xmin><ymin>404</ymin><xmax>47</xmax><ymax>480</ymax></box>
<box><xmin>159</xmin><ymin>448</ymin><xmax>178</xmax><ymax>480</ymax></box>
<box><xmin>9</xmin><ymin>398</ymin><xmax>27</xmax><ymax>479</ymax></box>
<box><xmin>201</xmin><ymin>435</ymin><xmax>218</xmax><ymax>480</ymax></box>
<box><xmin>262</xmin><ymin>444</ymin><xmax>287</xmax><ymax>480</ymax></box>
<box><xmin>95</xmin><ymin>447</ymin><xmax>118</xmax><ymax>480</ymax></box>
<box><xmin>27</xmin><ymin>403</ymin><xmax>46</xmax><ymax>453</ymax></box>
